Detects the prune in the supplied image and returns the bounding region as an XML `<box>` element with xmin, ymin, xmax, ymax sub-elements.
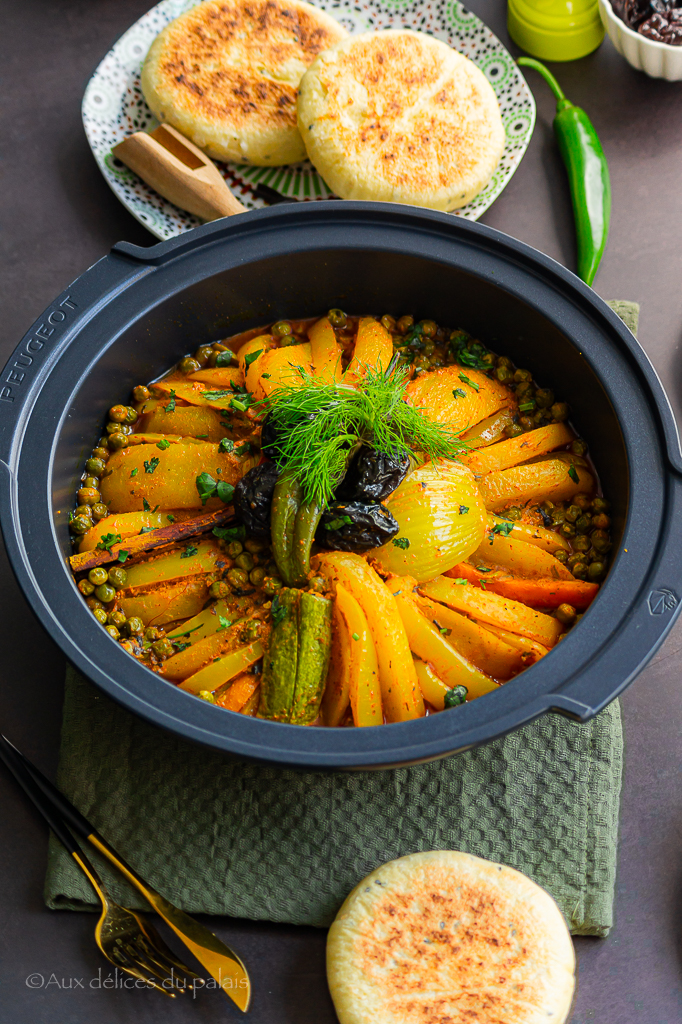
<box><xmin>316</xmin><ymin>501</ymin><xmax>399</xmax><ymax>551</ymax></box>
<box><xmin>336</xmin><ymin>449</ymin><xmax>410</xmax><ymax>503</ymax></box>
<box><xmin>233</xmin><ymin>461</ymin><xmax>280</xmax><ymax>536</ymax></box>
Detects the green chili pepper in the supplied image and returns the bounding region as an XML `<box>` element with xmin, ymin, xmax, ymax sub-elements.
<box><xmin>291</xmin><ymin>499</ymin><xmax>325</xmax><ymax>587</ymax></box>
<box><xmin>270</xmin><ymin>473</ymin><xmax>302</xmax><ymax>586</ymax></box>
<box><xmin>517</xmin><ymin>58</ymin><xmax>610</xmax><ymax>287</ymax></box>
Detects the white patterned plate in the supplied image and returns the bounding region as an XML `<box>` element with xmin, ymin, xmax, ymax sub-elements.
<box><xmin>82</xmin><ymin>0</ymin><xmax>535</xmax><ymax>240</ymax></box>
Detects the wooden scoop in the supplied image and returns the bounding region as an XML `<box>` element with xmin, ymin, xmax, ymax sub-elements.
<box><xmin>113</xmin><ymin>123</ymin><xmax>246</xmax><ymax>220</ymax></box>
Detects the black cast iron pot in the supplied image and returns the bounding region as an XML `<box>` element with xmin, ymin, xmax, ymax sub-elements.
<box><xmin>2</xmin><ymin>203</ymin><xmax>681</xmax><ymax>769</ymax></box>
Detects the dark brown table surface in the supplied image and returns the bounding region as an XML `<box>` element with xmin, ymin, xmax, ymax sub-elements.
<box><xmin>1</xmin><ymin>2</ymin><xmax>682</xmax><ymax>1021</ymax></box>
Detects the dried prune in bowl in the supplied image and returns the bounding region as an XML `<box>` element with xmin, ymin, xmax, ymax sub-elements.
<box><xmin>336</xmin><ymin>449</ymin><xmax>410</xmax><ymax>503</ymax></box>
<box><xmin>316</xmin><ymin>501</ymin><xmax>399</xmax><ymax>551</ymax></box>
<box><xmin>234</xmin><ymin>461</ymin><xmax>280</xmax><ymax>536</ymax></box>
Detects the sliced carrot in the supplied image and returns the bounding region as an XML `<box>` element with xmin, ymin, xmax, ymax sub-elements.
<box><xmin>447</xmin><ymin>570</ymin><xmax>598</xmax><ymax>610</ymax></box>
<box><xmin>479</xmin><ymin>458</ymin><xmax>594</xmax><ymax>510</ymax></box>
<box><xmin>344</xmin><ymin>317</ymin><xmax>393</xmax><ymax>383</ymax></box>
<box><xmin>387</xmin><ymin>577</ymin><xmax>499</xmax><ymax>700</ymax></box>
<box><xmin>461</xmin><ymin>423</ymin><xmax>573</xmax><ymax>476</ymax></box>
<box><xmin>308</xmin><ymin>317</ymin><xmax>343</xmax><ymax>381</ymax></box>
<box><xmin>415</xmin><ymin>593</ymin><xmax>523</xmax><ymax>679</ymax></box>
<box><xmin>473</xmin><ymin>530</ymin><xmax>574</xmax><ymax>580</ymax></box>
<box><xmin>419</xmin><ymin>576</ymin><xmax>564</xmax><ymax>648</ymax></box>
<box><xmin>405</xmin><ymin>366</ymin><xmax>515</xmax><ymax>435</ymax></box>
<box><xmin>215</xmin><ymin>673</ymin><xmax>260</xmax><ymax>711</ymax></box>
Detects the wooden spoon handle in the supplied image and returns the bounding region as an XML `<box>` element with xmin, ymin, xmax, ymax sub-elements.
<box><xmin>113</xmin><ymin>123</ymin><xmax>246</xmax><ymax>220</ymax></box>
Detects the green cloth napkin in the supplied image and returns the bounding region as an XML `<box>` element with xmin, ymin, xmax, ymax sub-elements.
<box><xmin>44</xmin><ymin>300</ymin><xmax>638</xmax><ymax>938</ymax></box>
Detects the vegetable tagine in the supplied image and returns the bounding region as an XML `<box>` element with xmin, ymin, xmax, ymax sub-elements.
<box><xmin>67</xmin><ymin>311</ymin><xmax>612</xmax><ymax>726</ymax></box>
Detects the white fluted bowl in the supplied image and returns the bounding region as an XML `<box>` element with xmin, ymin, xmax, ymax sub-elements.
<box><xmin>599</xmin><ymin>0</ymin><xmax>682</xmax><ymax>79</ymax></box>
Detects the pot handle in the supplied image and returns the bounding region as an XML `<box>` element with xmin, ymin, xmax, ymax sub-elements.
<box><xmin>0</xmin><ymin>250</ymin><xmax>149</xmax><ymax>467</ymax></box>
<box><xmin>111</xmin><ymin>215</ymin><xmax>247</xmax><ymax>267</ymax></box>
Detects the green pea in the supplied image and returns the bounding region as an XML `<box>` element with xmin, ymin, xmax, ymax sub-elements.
<box><xmin>444</xmin><ymin>685</ymin><xmax>468</xmax><ymax>708</ymax></box>
<box><xmin>106</xmin><ymin>420</ymin><xmax>132</xmax><ymax>434</ymax></box>
<box><xmin>209</xmin><ymin>580</ymin><xmax>231</xmax><ymax>599</ymax></box>
<box><xmin>513</xmin><ymin>369</ymin><xmax>532</xmax><ymax>383</ymax></box>
<box><xmin>227</xmin><ymin>568</ymin><xmax>249</xmax><ymax>588</ymax></box>
<box><xmin>144</xmin><ymin>626</ymin><xmax>161</xmax><ymax>642</ymax></box>
<box><xmin>571</xmin><ymin>439</ymin><xmax>588</xmax><ymax>457</ymax></box>
<box><xmin>69</xmin><ymin>515</ymin><xmax>92</xmax><ymax>535</ymax></box>
<box><xmin>74</xmin><ymin>505</ymin><xmax>94</xmax><ymax>519</ymax></box>
<box><xmin>496</xmin><ymin>365</ymin><xmax>514</xmax><ymax>384</ymax></box>
<box><xmin>272</xmin><ymin>320</ymin><xmax>293</xmax><ymax>338</ymax></box>
<box><xmin>194</xmin><ymin>345</ymin><xmax>213</xmax><ymax>366</ymax></box>
<box><xmin>82</xmin><ymin>476</ymin><xmax>99</xmax><ymax>490</ymax></box>
<box><xmin>198</xmin><ymin>690</ymin><xmax>215</xmax><ymax>703</ymax></box>
<box><xmin>93</xmin><ymin>607</ymin><xmax>108</xmax><ymax>625</ymax></box>
<box><xmin>554</xmin><ymin>549</ymin><xmax>568</xmax><ymax>563</ymax></box>
<box><xmin>226</xmin><ymin>540</ymin><xmax>243</xmax><ymax>558</ymax></box>
<box><xmin>235</xmin><ymin>552</ymin><xmax>255</xmax><ymax>572</ymax></box>
<box><xmin>574</xmin><ymin>494</ymin><xmax>592</xmax><ymax>511</ymax></box>
<box><xmin>244</xmin><ymin>538</ymin><xmax>269</xmax><ymax>555</ymax></box>
<box><xmin>560</xmin><ymin>523</ymin><xmax>575</xmax><ymax>538</ymax></box>
<box><xmin>327</xmin><ymin>310</ymin><xmax>347</xmax><ymax>329</ymax></box>
<box><xmin>91</xmin><ymin>503</ymin><xmax>109</xmax><ymax>521</ymax></box>
<box><xmin>88</xmin><ymin>566</ymin><xmax>109</xmax><ymax>586</ymax></box>
<box><xmin>105</xmin><ymin>625</ymin><xmax>120</xmax><ymax>640</ymax></box>
<box><xmin>592</xmin><ymin>497</ymin><xmax>610</xmax><ymax>513</ymax></box>
<box><xmin>419</xmin><ymin>320</ymin><xmax>438</xmax><ymax>338</ymax></box>
<box><xmin>535</xmin><ymin>388</ymin><xmax>555</xmax><ymax>409</ymax></box>
<box><xmin>77</xmin><ymin>487</ymin><xmax>100</xmax><ymax>506</ymax></box>
<box><xmin>249</xmin><ymin>566</ymin><xmax>266</xmax><ymax>586</ymax></box>
<box><xmin>152</xmin><ymin>638</ymin><xmax>175</xmax><ymax>659</ymax></box>
<box><xmin>555</xmin><ymin>603</ymin><xmax>577</xmax><ymax>625</ymax></box>
<box><xmin>108</xmin><ymin>433</ymin><xmax>129</xmax><ymax>450</ymax></box>
<box><xmin>504</xmin><ymin>507</ymin><xmax>522</xmax><ymax>521</ymax></box>
<box><xmin>263</xmin><ymin>577</ymin><xmax>283</xmax><ymax>595</ymax></box>
<box><xmin>572</xmin><ymin>535</ymin><xmax>591</xmax><ymax>552</ymax></box>
<box><xmin>398</xmin><ymin>316</ymin><xmax>414</xmax><ymax>334</ymax></box>
<box><xmin>124</xmin><ymin>406</ymin><xmax>138</xmax><ymax>425</ymax></box>
<box><xmin>86</xmin><ymin>457</ymin><xmax>106</xmax><ymax>477</ymax></box>
<box><xmin>240</xmin><ymin>619</ymin><xmax>262</xmax><ymax>642</ymax></box>
<box><xmin>92</xmin><ymin>447</ymin><xmax>110</xmax><ymax>462</ymax></box>
<box><xmin>109</xmin><ymin>404</ymin><xmax>129</xmax><ymax>423</ymax></box>
<box><xmin>551</xmin><ymin>402</ymin><xmax>569</xmax><ymax>422</ymax></box>
<box><xmin>592</xmin><ymin>513</ymin><xmax>610</xmax><ymax>530</ymax></box>
<box><xmin>78</xmin><ymin>579</ymin><xmax>95</xmax><ymax>596</ymax></box>
<box><xmin>571</xmin><ymin>561</ymin><xmax>588</xmax><ymax>580</ymax></box>
<box><xmin>591</xmin><ymin>529</ymin><xmax>612</xmax><ymax>554</ymax></box>
<box><xmin>107</xmin><ymin>609</ymin><xmax>127</xmax><ymax>627</ymax></box>
<box><xmin>587</xmin><ymin>561</ymin><xmax>605</xmax><ymax>580</ymax></box>
<box><xmin>107</xmin><ymin>566</ymin><xmax>128</xmax><ymax>589</ymax></box>
<box><xmin>179</xmin><ymin>356</ymin><xmax>201</xmax><ymax>374</ymax></box>
<box><xmin>575</xmin><ymin>514</ymin><xmax>593</xmax><ymax>534</ymax></box>
<box><xmin>125</xmin><ymin>616</ymin><xmax>144</xmax><ymax>636</ymax></box>
<box><xmin>85</xmin><ymin>596</ymin><xmax>103</xmax><ymax>611</ymax></box>
<box><xmin>94</xmin><ymin>583</ymin><xmax>116</xmax><ymax>603</ymax></box>
<box><xmin>504</xmin><ymin>423</ymin><xmax>524</xmax><ymax>439</ymax></box>
<box><xmin>132</xmin><ymin>385</ymin><xmax>150</xmax><ymax>403</ymax></box>
<box><xmin>380</xmin><ymin>315</ymin><xmax>396</xmax><ymax>333</ymax></box>
<box><xmin>565</xmin><ymin>505</ymin><xmax>581</xmax><ymax>523</ymax></box>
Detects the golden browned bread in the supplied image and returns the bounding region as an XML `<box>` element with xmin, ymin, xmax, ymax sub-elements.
<box><xmin>297</xmin><ymin>30</ymin><xmax>505</xmax><ymax>210</ymax></box>
<box><xmin>141</xmin><ymin>0</ymin><xmax>347</xmax><ymax>166</ymax></box>
<box><xmin>327</xmin><ymin>850</ymin><xmax>576</xmax><ymax>1024</ymax></box>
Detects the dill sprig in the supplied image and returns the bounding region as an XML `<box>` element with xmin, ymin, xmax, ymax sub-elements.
<box><xmin>257</xmin><ymin>364</ymin><xmax>468</xmax><ymax>505</ymax></box>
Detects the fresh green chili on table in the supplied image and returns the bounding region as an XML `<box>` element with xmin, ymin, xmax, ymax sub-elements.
<box><xmin>517</xmin><ymin>57</ymin><xmax>611</xmax><ymax>288</ymax></box>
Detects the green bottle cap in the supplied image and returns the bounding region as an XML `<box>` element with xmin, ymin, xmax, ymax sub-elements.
<box><xmin>508</xmin><ymin>0</ymin><xmax>605</xmax><ymax>61</ymax></box>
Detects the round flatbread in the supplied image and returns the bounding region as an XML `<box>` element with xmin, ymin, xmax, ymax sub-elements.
<box><xmin>141</xmin><ymin>0</ymin><xmax>347</xmax><ymax>166</ymax></box>
<box><xmin>298</xmin><ymin>30</ymin><xmax>506</xmax><ymax>210</ymax></box>
<box><xmin>327</xmin><ymin>850</ymin><xmax>576</xmax><ymax>1024</ymax></box>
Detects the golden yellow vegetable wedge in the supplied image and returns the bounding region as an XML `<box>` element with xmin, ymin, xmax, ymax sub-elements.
<box><xmin>479</xmin><ymin>459</ymin><xmax>594</xmax><ymax>510</ymax></box>
<box><xmin>419</xmin><ymin>576</ymin><xmax>563</xmax><ymax>648</ymax></box>
<box><xmin>460</xmin><ymin>409</ymin><xmax>515</xmax><ymax>449</ymax></box>
<box><xmin>462</xmin><ymin>423</ymin><xmax>574</xmax><ymax>476</ymax></box>
<box><xmin>100</xmin><ymin>441</ymin><xmax>243</xmax><ymax>512</ymax></box>
<box><xmin>119</xmin><ymin>577</ymin><xmax>210</xmax><ymax>627</ymax></box>
<box><xmin>320</xmin><ymin>599</ymin><xmax>352</xmax><ymax>727</ymax></box>
<box><xmin>308</xmin><ymin>317</ymin><xmax>343</xmax><ymax>381</ymax></box>
<box><xmin>179</xmin><ymin>642</ymin><xmax>264</xmax><ymax>694</ymax></box>
<box><xmin>335</xmin><ymin>584</ymin><xmax>382</xmax><ymax>727</ymax></box>
<box><xmin>473</xmin><ymin>530</ymin><xmax>573</xmax><ymax>580</ymax></box>
<box><xmin>344</xmin><ymin>318</ymin><xmax>393</xmax><ymax>384</ymax></box>
<box><xmin>215</xmin><ymin>673</ymin><xmax>260</xmax><ymax>711</ymax></box>
<box><xmin>162</xmin><ymin>617</ymin><xmax>255</xmax><ymax>681</ymax></box>
<box><xmin>256</xmin><ymin>343</ymin><xmax>313</xmax><ymax>400</ymax></box>
<box><xmin>368</xmin><ymin>461</ymin><xmax>487</xmax><ymax>583</ymax></box>
<box><xmin>166</xmin><ymin>598</ymin><xmax>235</xmax><ymax>645</ymax></box>
<box><xmin>405</xmin><ymin>366</ymin><xmax>515</xmax><ymax>434</ymax></box>
<box><xmin>78</xmin><ymin>510</ymin><xmax>193</xmax><ymax>552</ymax></box>
<box><xmin>122</xmin><ymin>539</ymin><xmax>224</xmax><ymax>589</ymax></box>
<box><xmin>152</xmin><ymin>378</ymin><xmax>246</xmax><ymax>410</ymax></box>
<box><xmin>140</xmin><ymin>403</ymin><xmax>227</xmax><ymax>442</ymax></box>
<box><xmin>412</xmin><ymin>658</ymin><xmax>452</xmax><ymax>711</ymax></box>
<box><xmin>489</xmin><ymin>515</ymin><xmax>570</xmax><ymax>554</ymax></box>
<box><xmin>313</xmin><ymin>552</ymin><xmax>423</xmax><ymax>723</ymax></box>
<box><xmin>387</xmin><ymin>578</ymin><xmax>499</xmax><ymax>700</ymax></box>
<box><xmin>415</xmin><ymin>594</ymin><xmax>523</xmax><ymax>679</ymax></box>
<box><xmin>481</xmin><ymin>624</ymin><xmax>550</xmax><ymax>665</ymax></box>
<box><xmin>236</xmin><ymin>334</ymin><xmax>275</xmax><ymax>392</ymax></box>
<box><xmin>188</xmin><ymin>366</ymin><xmax>245</xmax><ymax>388</ymax></box>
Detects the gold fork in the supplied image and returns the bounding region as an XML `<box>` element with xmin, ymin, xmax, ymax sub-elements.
<box><xmin>1</xmin><ymin>734</ymin><xmax>251</xmax><ymax>1012</ymax></box>
<box><xmin>0</xmin><ymin>737</ymin><xmax>200</xmax><ymax>997</ymax></box>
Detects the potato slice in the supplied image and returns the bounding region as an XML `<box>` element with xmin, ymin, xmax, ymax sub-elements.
<box><xmin>308</xmin><ymin>317</ymin><xmax>343</xmax><ymax>381</ymax></box>
<box><xmin>179</xmin><ymin>642</ymin><xmax>264</xmax><ymax>694</ymax></box>
<box><xmin>122</xmin><ymin>538</ymin><xmax>224</xmax><ymax>589</ymax></box>
<box><xmin>344</xmin><ymin>317</ymin><xmax>393</xmax><ymax>384</ymax></box>
<box><xmin>255</xmin><ymin>343</ymin><xmax>313</xmax><ymax>400</ymax></box>
<box><xmin>415</xmin><ymin>593</ymin><xmax>523</xmax><ymax>679</ymax></box>
<box><xmin>140</xmin><ymin>403</ymin><xmax>227</xmax><ymax>442</ymax></box>
<box><xmin>473</xmin><ymin>530</ymin><xmax>574</xmax><ymax>580</ymax></box>
<box><xmin>405</xmin><ymin>366</ymin><xmax>515</xmax><ymax>434</ymax></box>
<box><xmin>100</xmin><ymin>441</ymin><xmax>244</xmax><ymax>512</ymax></box>
<box><xmin>462</xmin><ymin>423</ymin><xmax>574</xmax><ymax>476</ymax></box>
<box><xmin>78</xmin><ymin>509</ymin><xmax>193</xmax><ymax>552</ymax></box>
<box><xmin>119</xmin><ymin>577</ymin><xmax>210</xmax><ymax>626</ymax></box>
<box><xmin>479</xmin><ymin>459</ymin><xmax>594</xmax><ymax>510</ymax></box>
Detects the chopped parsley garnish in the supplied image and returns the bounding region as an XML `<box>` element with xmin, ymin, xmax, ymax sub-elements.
<box><xmin>352</xmin><ymin>632</ymin><xmax>360</xmax><ymax>641</ymax></box>
<box><xmin>229</xmin><ymin>397</ymin><xmax>249</xmax><ymax>413</ymax></box>
<box><xmin>444</xmin><ymin>685</ymin><xmax>468</xmax><ymax>708</ymax></box>
<box><xmin>568</xmin><ymin>465</ymin><xmax>579</xmax><ymax>484</ymax></box>
<box><xmin>519</xmin><ymin>401</ymin><xmax>536</xmax><ymax>412</ymax></box>
<box><xmin>118</xmin><ymin>550</ymin><xmax>129</xmax><ymax>563</ymax></box>
<box><xmin>476</xmin><ymin>565</ymin><xmax>493</xmax><ymax>573</ymax></box>
<box><xmin>201</xmin><ymin>389</ymin><xmax>233</xmax><ymax>402</ymax></box>
<box><xmin>139</xmin><ymin>526</ymin><xmax>155</xmax><ymax>535</ymax></box>
<box><xmin>213</xmin><ymin>523</ymin><xmax>246</xmax><ymax>542</ymax></box>
<box><xmin>164</xmin><ymin>389</ymin><xmax>176</xmax><ymax>412</ymax></box>
<box><xmin>156</xmin><ymin>438</ymin><xmax>171</xmax><ymax>450</ymax></box>
<box><xmin>458</xmin><ymin>372</ymin><xmax>480</xmax><ymax>393</ymax></box>
<box><xmin>217</xmin><ymin>615</ymin><xmax>232</xmax><ymax>632</ymax></box>
<box><xmin>271</xmin><ymin>594</ymin><xmax>287</xmax><ymax>626</ymax></box>
<box><xmin>439</xmin><ymin>626</ymin><xmax>451</xmax><ymax>636</ymax></box>
<box><xmin>235</xmin><ymin>441</ymin><xmax>252</xmax><ymax>457</ymax></box>
<box><xmin>491</xmin><ymin>521</ymin><xmax>514</xmax><ymax>538</ymax></box>
<box><xmin>181</xmin><ymin>546</ymin><xmax>198</xmax><ymax>559</ymax></box>
<box><xmin>172</xmin><ymin>641</ymin><xmax>191</xmax><ymax>653</ymax></box>
<box><xmin>96</xmin><ymin>532</ymin><xmax>122</xmax><ymax>552</ymax></box>
<box><xmin>166</xmin><ymin>514</ymin><xmax>176</xmax><ymax>523</ymax></box>
<box><xmin>244</xmin><ymin>349</ymin><xmax>263</xmax><ymax>370</ymax></box>
<box><xmin>195</xmin><ymin>472</ymin><xmax>235</xmax><ymax>505</ymax></box>
<box><xmin>196</xmin><ymin>434</ymin><xmax>208</xmax><ymax>439</ymax></box>
<box><xmin>459</xmin><ymin>505</ymin><xmax>469</xmax><ymax>515</ymax></box>
<box><xmin>144</xmin><ymin>457</ymin><xmax>160</xmax><ymax>474</ymax></box>
<box><xmin>452</xmin><ymin>578</ymin><xmax>468</xmax><ymax>585</ymax></box>
<box><xmin>324</xmin><ymin>515</ymin><xmax>353</xmax><ymax>531</ymax></box>
<box><xmin>219</xmin><ymin>438</ymin><xmax>235</xmax><ymax>453</ymax></box>
<box><xmin>142</xmin><ymin>497</ymin><xmax>151</xmax><ymax>511</ymax></box>
<box><xmin>130</xmin><ymin>468</ymin><xmax>138</xmax><ymax>477</ymax></box>
<box><xmin>392</xmin><ymin>537</ymin><xmax>410</xmax><ymax>550</ymax></box>
<box><xmin>449</xmin><ymin>331</ymin><xmax>490</xmax><ymax>370</ymax></box>
<box><xmin>261</xmin><ymin>373</ymin><xmax>271</xmax><ymax>379</ymax></box>
<box><xmin>452</xmin><ymin>388</ymin><xmax>466</xmax><ymax>400</ymax></box>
